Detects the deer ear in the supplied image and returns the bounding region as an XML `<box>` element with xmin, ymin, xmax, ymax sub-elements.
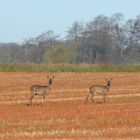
<box><xmin>52</xmin><ymin>76</ymin><xmax>54</xmax><ymax>79</ymax></box>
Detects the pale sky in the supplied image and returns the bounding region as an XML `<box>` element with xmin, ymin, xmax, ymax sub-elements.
<box><xmin>0</xmin><ymin>0</ymin><xmax>140</xmax><ymax>43</ymax></box>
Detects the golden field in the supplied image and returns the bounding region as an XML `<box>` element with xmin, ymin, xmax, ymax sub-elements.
<box><xmin>0</xmin><ymin>72</ymin><xmax>140</xmax><ymax>139</ymax></box>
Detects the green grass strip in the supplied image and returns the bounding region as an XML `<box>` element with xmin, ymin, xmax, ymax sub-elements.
<box><xmin>0</xmin><ymin>64</ymin><xmax>140</xmax><ymax>72</ymax></box>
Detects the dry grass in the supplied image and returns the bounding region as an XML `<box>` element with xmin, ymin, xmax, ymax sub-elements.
<box><xmin>0</xmin><ymin>72</ymin><xmax>140</xmax><ymax>139</ymax></box>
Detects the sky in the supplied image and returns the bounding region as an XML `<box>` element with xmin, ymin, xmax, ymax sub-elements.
<box><xmin>0</xmin><ymin>0</ymin><xmax>140</xmax><ymax>43</ymax></box>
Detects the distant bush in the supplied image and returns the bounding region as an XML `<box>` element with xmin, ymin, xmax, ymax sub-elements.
<box><xmin>44</xmin><ymin>44</ymin><xmax>76</xmax><ymax>64</ymax></box>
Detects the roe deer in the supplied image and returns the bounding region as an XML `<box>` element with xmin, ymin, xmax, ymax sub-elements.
<box><xmin>27</xmin><ymin>76</ymin><xmax>54</xmax><ymax>105</ymax></box>
<box><xmin>85</xmin><ymin>78</ymin><xmax>113</xmax><ymax>103</ymax></box>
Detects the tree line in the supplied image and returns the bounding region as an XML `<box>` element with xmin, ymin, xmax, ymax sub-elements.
<box><xmin>0</xmin><ymin>13</ymin><xmax>140</xmax><ymax>64</ymax></box>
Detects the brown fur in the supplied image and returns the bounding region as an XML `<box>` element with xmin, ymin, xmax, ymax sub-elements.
<box><xmin>86</xmin><ymin>78</ymin><xmax>113</xmax><ymax>103</ymax></box>
<box><xmin>27</xmin><ymin>76</ymin><xmax>54</xmax><ymax>105</ymax></box>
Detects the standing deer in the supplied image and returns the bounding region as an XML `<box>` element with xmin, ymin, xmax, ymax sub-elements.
<box><xmin>27</xmin><ymin>76</ymin><xmax>54</xmax><ymax>105</ymax></box>
<box><xmin>85</xmin><ymin>78</ymin><xmax>113</xmax><ymax>103</ymax></box>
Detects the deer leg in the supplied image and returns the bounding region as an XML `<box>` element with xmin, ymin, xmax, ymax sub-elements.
<box><xmin>91</xmin><ymin>90</ymin><xmax>96</xmax><ymax>103</ymax></box>
<box><xmin>28</xmin><ymin>94</ymin><xmax>35</xmax><ymax>105</ymax></box>
<box><xmin>103</xmin><ymin>95</ymin><xmax>106</xmax><ymax>103</ymax></box>
<box><xmin>91</xmin><ymin>94</ymin><xmax>95</xmax><ymax>103</ymax></box>
<box><xmin>43</xmin><ymin>94</ymin><xmax>47</xmax><ymax>103</ymax></box>
<box><xmin>85</xmin><ymin>94</ymin><xmax>90</xmax><ymax>103</ymax></box>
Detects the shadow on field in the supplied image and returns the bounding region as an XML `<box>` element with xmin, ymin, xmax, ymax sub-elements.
<box><xmin>95</xmin><ymin>101</ymin><xmax>104</xmax><ymax>104</ymax></box>
<box><xmin>26</xmin><ymin>103</ymin><xmax>47</xmax><ymax>106</ymax></box>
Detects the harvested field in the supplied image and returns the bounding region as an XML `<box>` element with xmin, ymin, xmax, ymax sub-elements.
<box><xmin>0</xmin><ymin>72</ymin><xmax>140</xmax><ymax>139</ymax></box>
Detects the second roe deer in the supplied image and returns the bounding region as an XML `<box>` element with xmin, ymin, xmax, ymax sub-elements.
<box><xmin>85</xmin><ymin>78</ymin><xmax>113</xmax><ymax>103</ymax></box>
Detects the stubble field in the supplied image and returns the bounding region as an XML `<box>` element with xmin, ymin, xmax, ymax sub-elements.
<box><xmin>0</xmin><ymin>72</ymin><xmax>140</xmax><ymax>140</ymax></box>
